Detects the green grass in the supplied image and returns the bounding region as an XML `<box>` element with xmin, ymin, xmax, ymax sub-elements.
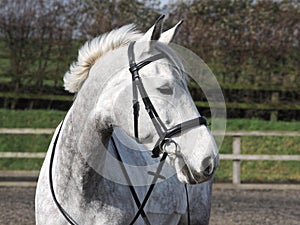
<box><xmin>214</xmin><ymin>132</ymin><xmax>300</xmax><ymax>183</ymax></box>
<box><xmin>0</xmin><ymin>109</ymin><xmax>66</xmax><ymax>170</ymax></box>
<box><xmin>0</xmin><ymin>109</ymin><xmax>66</xmax><ymax>128</ymax></box>
<box><xmin>0</xmin><ymin>134</ymin><xmax>52</xmax><ymax>152</ymax></box>
<box><xmin>225</xmin><ymin>118</ymin><xmax>300</xmax><ymax>131</ymax></box>
<box><xmin>214</xmin><ymin>118</ymin><xmax>300</xmax><ymax>183</ymax></box>
<box><xmin>0</xmin><ymin>109</ymin><xmax>299</xmax><ymax>183</ymax></box>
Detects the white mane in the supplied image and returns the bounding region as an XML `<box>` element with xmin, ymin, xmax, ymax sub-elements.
<box><xmin>64</xmin><ymin>24</ymin><xmax>142</xmax><ymax>93</ymax></box>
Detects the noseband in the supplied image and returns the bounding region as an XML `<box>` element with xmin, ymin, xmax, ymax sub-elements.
<box><xmin>128</xmin><ymin>41</ymin><xmax>207</xmax><ymax>157</ymax></box>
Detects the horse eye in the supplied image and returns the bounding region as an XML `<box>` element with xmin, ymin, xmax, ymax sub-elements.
<box><xmin>157</xmin><ymin>84</ymin><xmax>173</xmax><ymax>95</ymax></box>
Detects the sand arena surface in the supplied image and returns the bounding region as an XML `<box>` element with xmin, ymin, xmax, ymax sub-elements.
<box><xmin>0</xmin><ymin>186</ymin><xmax>299</xmax><ymax>225</ymax></box>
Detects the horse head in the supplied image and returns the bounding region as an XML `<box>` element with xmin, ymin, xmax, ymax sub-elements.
<box><xmin>64</xmin><ymin>16</ymin><xmax>219</xmax><ymax>185</ymax></box>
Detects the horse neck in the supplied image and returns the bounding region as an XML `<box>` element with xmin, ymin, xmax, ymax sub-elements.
<box><xmin>55</xmin><ymin>48</ymin><xmax>134</xmax><ymax>196</ymax></box>
<box><xmin>54</xmin><ymin>54</ymin><xmax>130</xmax><ymax>197</ymax></box>
<box><xmin>50</xmin><ymin>113</ymin><xmax>87</xmax><ymax>180</ymax></box>
<box><xmin>55</xmin><ymin>98</ymin><xmax>113</xmax><ymax>202</ymax></box>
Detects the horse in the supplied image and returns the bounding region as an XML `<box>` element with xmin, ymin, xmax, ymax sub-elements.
<box><xmin>35</xmin><ymin>16</ymin><xmax>219</xmax><ymax>225</ymax></box>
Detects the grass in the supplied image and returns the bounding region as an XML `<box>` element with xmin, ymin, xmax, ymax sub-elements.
<box><xmin>225</xmin><ymin>118</ymin><xmax>300</xmax><ymax>131</ymax></box>
<box><xmin>0</xmin><ymin>109</ymin><xmax>299</xmax><ymax>183</ymax></box>
<box><xmin>0</xmin><ymin>109</ymin><xmax>66</xmax><ymax>128</ymax></box>
<box><xmin>0</xmin><ymin>109</ymin><xmax>66</xmax><ymax>170</ymax></box>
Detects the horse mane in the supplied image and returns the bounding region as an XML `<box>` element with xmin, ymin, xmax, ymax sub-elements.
<box><xmin>64</xmin><ymin>24</ymin><xmax>142</xmax><ymax>93</ymax></box>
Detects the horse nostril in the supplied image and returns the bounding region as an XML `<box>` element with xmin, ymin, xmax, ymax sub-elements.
<box><xmin>203</xmin><ymin>164</ymin><xmax>213</xmax><ymax>177</ymax></box>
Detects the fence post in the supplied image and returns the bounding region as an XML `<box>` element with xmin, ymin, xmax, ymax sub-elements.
<box><xmin>270</xmin><ymin>92</ymin><xmax>279</xmax><ymax>121</ymax></box>
<box><xmin>232</xmin><ymin>136</ymin><xmax>241</xmax><ymax>184</ymax></box>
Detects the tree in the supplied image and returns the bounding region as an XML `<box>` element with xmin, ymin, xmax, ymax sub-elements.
<box><xmin>167</xmin><ymin>0</ymin><xmax>299</xmax><ymax>89</ymax></box>
<box><xmin>0</xmin><ymin>0</ymin><xmax>79</xmax><ymax>93</ymax></box>
<box><xmin>74</xmin><ymin>0</ymin><xmax>161</xmax><ymax>38</ymax></box>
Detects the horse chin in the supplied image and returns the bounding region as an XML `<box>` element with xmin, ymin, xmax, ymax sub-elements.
<box><xmin>177</xmin><ymin>164</ymin><xmax>212</xmax><ymax>185</ymax></box>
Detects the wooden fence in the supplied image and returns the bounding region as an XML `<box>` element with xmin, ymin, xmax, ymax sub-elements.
<box><xmin>0</xmin><ymin>128</ymin><xmax>300</xmax><ymax>184</ymax></box>
<box><xmin>222</xmin><ymin>131</ymin><xmax>300</xmax><ymax>184</ymax></box>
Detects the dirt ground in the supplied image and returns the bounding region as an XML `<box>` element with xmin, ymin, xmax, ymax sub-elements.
<box><xmin>210</xmin><ymin>187</ymin><xmax>300</xmax><ymax>225</ymax></box>
<box><xmin>0</xmin><ymin>185</ymin><xmax>299</xmax><ymax>225</ymax></box>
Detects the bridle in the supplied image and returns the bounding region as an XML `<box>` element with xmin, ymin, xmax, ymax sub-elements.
<box><xmin>49</xmin><ymin>41</ymin><xmax>207</xmax><ymax>225</ymax></box>
<box><xmin>127</xmin><ymin>41</ymin><xmax>207</xmax><ymax>157</ymax></box>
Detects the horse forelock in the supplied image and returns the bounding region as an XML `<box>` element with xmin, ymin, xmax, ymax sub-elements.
<box><xmin>63</xmin><ymin>24</ymin><xmax>142</xmax><ymax>93</ymax></box>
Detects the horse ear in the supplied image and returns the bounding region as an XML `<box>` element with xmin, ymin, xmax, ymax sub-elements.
<box><xmin>159</xmin><ymin>20</ymin><xmax>183</xmax><ymax>44</ymax></box>
<box><xmin>138</xmin><ymin>15</ymin><xmax>165</xmax><ymax>42</ymax></box>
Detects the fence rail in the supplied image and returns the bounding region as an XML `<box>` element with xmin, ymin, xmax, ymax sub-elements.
<box><xmin>0</xmin><ymin>128</ymin><xmax>299</xmax><ymax>184</ymax></box>
<box><xmin>0</xmin><ymin>128</ymin><xmax>54</xmax><ymax>134</ymax></box>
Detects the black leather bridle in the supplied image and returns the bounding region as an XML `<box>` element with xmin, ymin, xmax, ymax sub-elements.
<box><xmin>49</xmin><ymin>41</ymin><xmax>207</xmax><ymax>225</ymax></box>
<box><xmin>127</xmin><ymin>41</ymin><xmax>207</xmax><ymax>158</ymax></box>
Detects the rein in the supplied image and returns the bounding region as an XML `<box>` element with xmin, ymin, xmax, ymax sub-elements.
<box><xmin>49</xmin><ymin>121</ymin><xmax>169</xmax><ymax>225</ymax></box>
<box><xmin>49</xmin><ymin>120</ymin><xmax>79</xmax><ymax>225</ymax></box>
<box><xmin>111</xmin><ymin>137</ymin><xmax>168</xmax><ymax>225</ymax></box>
